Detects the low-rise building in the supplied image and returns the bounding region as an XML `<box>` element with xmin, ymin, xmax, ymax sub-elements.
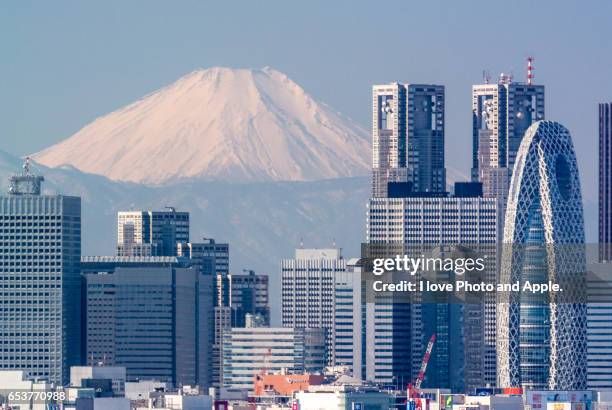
<box><xmin>125</xmin><ymin>381</ymin><xmax>172</xmax><ymax>401</ymax></box>
<box><xmin>70</xmin><ymin>366</ymin><xmax>126</xmax><ymax>396</ymax></box>
<box><xmin>73</xmin><ymin>397</ymin><xmax>131</xmax><ymax>410</ymax></box>
<box><xmin>254</xmin><ymin>374</ymin><xmax>325</xmax><ymax>398</ymax></box>
<box><xmin>0</xmin><ymin>371</ymin><xmax>55</xmax><ymax>410</ymax></box>
<box><xmin>462</xmin><ymin>394</ymin><xmax>525</xmax><ymax>410</ymax></box>
<box><xmin>221</xmin><ymin>325</ymin><xmax>325</xmax><ymax>395</ymax></box>
<box><xmin>134</xmin><ymin>388</ymin><xmax>212</xmax><ymax>410</ymax></box>
<box><xmin>295</xmin><ymin>384</ymin><xmax>392</xmax><ymax>410</ymax></box>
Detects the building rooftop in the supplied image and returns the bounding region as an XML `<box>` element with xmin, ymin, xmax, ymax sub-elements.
<box><xmin>294</xmin><ymin>248</ymin><xmax>342</xmax><ymax>260</ymax></box>
<box><xmin>81</xmin><ymin>256</ymin><xmax>187</xmax><ymax>264</ymax></box>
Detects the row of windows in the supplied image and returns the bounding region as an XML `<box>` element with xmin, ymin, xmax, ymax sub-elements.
<box><xmin>0</xmin><ymin>216</ymin><xmax>71</xmax><ymax>220</ymax></box>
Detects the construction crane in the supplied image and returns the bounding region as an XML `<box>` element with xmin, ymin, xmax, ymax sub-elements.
<box><xmin>407</xmin><ymin>333</ymin><xmax>436</xmax><ymax>410</ymax></box>
<box><xmin>415</xmin><ymin>333</ymin><xmax>436</xmax><ymax>389</ymax></box>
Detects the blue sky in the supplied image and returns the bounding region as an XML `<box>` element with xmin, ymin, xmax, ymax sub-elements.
<box><xmin>1</xmin><ymin>0</ymin><xmax>611</xmax><ymax>199</ymax></box>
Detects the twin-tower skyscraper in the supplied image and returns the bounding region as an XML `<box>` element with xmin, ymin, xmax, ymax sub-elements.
<box><xmin>371</xmin><ymin>83</ymin><xmax>445</xmax><ymax>197</ymax></box>
<box><xmin>371</xmin><ymin>73</ymin><xmax>545</xmax><ymax>200</ymax></box>
<box><xmin>368</xmin><ymin>65</ymin><xmax>587</xmax><ymax>390</ymax></box>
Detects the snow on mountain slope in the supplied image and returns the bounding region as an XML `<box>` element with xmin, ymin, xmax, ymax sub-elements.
<box><xmin>32</xmin><ymin>67</ymin><xmax>370</xmax><ymax>184</ymax></box>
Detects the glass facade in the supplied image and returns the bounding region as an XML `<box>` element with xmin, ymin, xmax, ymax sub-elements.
<box><xmin>498</xmin><ymin>121</ymin><xmax>587</xmax><ymax>390</ymax></box>
<box><xmin>0</xmin><ymin>179</ymin><xmax>81</xmax><ymax>385</ymax></box>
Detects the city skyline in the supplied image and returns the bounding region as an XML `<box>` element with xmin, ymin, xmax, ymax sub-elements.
<box><xmin>2</xmin><ymin>1</ymin><xmax>612</xmax><ymax>202</ymax></box>
<box><xmin>0</xmin><ymin>3</ymin><xmax>611</xmax><ymax>406</ymax></box>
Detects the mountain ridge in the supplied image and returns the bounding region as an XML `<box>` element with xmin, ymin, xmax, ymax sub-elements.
<box><xmin>32</xmin><ymin>67</ymin><xmax>371</xmax><ymax>185</ymax></box>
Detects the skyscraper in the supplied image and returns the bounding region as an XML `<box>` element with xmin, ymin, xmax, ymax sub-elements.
<box><xmin>366</xmin><ymin>193</ymin><xmax>498</xmax><ymax>390</ymax></box>
<box><xmin>599</xmin><ymin>102</ymin><xmax>612</xmax><ymax>262</ymax></box>
<box><xmin>281</xmin><ymin>248</ymin><xmax>363</xmax><ymax>378</ymax></box>
<box><xmin>177</xmin><ymin>239</ymin><xmax>229</xmax><ymax>276</ymax></box>
<box><xmin>176</xmin><ymin>239</ymin><xmax>232</xmax><ymax>394</ymax></box>
<box><xmin>0</xmin><ymin>161</ymin><xmax>81</xmax><ymax>384</ymax></box>
<box><xmin>368</xmin><ymin>77</ymin><xmax>497</xmax><ymax>389</ymax></box>
<box><xmin>586</xmin><ymin>263</ymin><xmax>612</xmax><ymax>389</ymax></box>
<box><xmin>590</xmin><ymin>103</ymin><xmax>612</xmax><ymax>389</ymax></box>
<box><xmin>82</xmin><ymin>256</ymin><xmax>214</xmax><ymax>388</ymax></box>
<box><xmin>117</xmin><ymin>209</ymin><xmax>189</xmax><ymax>256</ymax></box>
<box><xmin>471</xmin><ymin>72</ymin><xmax>544</xmax><ymax>204</ymax></box>
<box><xmin>372</xmin><ymin>83</ymin><xmax>445</xmax><ymax>197</ymax></box>
<box><xmin>497</xmin><ymin>121</ymin><xmax>587</xmax><ymax>390</ymax></box>
<box><xmin>227</xmin><ymin>270</ymin><xmax>270</xmax><ymax>327</ymax></box>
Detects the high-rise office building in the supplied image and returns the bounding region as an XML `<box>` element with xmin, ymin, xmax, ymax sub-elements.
<box><xmin>117</xmin><ymin>209</ymin><xmax>189</xmax><ymax>256</ymax></box>
<box><xmin>366</xmin><ymin>193</ymin><xmax>498</xmax><ymax>390</ymax></box>
<box><xmin>372</xmin><ymin>83</ymin><xmax>445</xmax><ymax>197</ymax></box>
<box><xmin>82</xmin><ymin>256</ymin><xmax>214</xmax><ymax>388</ymax></box>
<box><xmin>176</xmin><ymin>239</ymin><xmax>232</xmax><ymax>394</ymax></box>
<box><xmin>221</xmin><ymin>324</ymin><xmax>326</xmax><ymax>393</ymax></box>
<box><xmin>227</xmin><ymin>270</ymin><xmax>270</xmax><ymax>327</ymax></box>
<box><xmin>600</xmin><ymin>102</ymin><xmax>612</xmax><ymax>262</ymax></box>
<box><xmin>281</xmin><ymin>248</ymin><xmax>363</xmax><ymax>378</ymax></box>
<box><xmin>471</xmin><ymin>72</ymin><xmax>544</xmax><ymax>205</ymax></box>
<box><xmin>592</xmin><ymin>102</ymin><xmax>612</xmax><ymax>389</ymax></box>
<box><xmin>0</xmin><ymin>162</ymin><xmax>81</xmax><ymax>385</ymax></box>
<box><xmin>497</xmin><ymin>121</ymin><xmax>587</xmax><ymax>390</ymax></box>
<box><xmin>586</xmin><ymin>263</ymin><xmax>612</xmax><ymax>389</ymax></box>
<box><xmin>211</xmin><ymin>270</ymin><xmax>270</xmax><ymax>393</ymax></box>
<box><xmin>177</xmin><ymin>239</ymin><xmax>229</xmax><ymax>277</ymax></box>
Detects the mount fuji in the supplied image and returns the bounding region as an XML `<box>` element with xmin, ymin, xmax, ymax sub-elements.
<box><xmin>32</xmin><ymin>67</ymin><xmax>370</xmax><ymax>184</ymax></box>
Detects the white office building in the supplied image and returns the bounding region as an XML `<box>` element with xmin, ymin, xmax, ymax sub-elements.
<box><xmin>295</xmin><ymin>384</ymin><xmax>392</xmax><ymax>410</ymax></box>
<box><xmin>221</xmin><ymin>325</ymin><xmax>325</xmax><ymax>393</ymax></box>
<box><xmin>366</xmin><ymin>194</ymin><xmax>498</xmax><ymax>390</ymax></box>
<box><xmin>281</xmin><ymin>248</ymin><xmax>363</xmax><ymax>379</ymax></box>
<box><xmin>0</xmin><ymin>164</ymin><xmax>81</xmax><ymax>385</ymax></box>
<box><xmin>117</xmin><ymin>210</ymin><xmax>189</xmax><ymax>256</ymax></box>
<box><xmin>0</xmin><ymin>371</ymin><xmax>54</xmax><ymax>410</ymax></box>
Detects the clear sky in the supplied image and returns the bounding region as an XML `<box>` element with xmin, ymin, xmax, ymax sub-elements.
<box><xmin>1</xmin><ymin>0</ymin><xmax>611</xmax><ymax>199</ymax></box>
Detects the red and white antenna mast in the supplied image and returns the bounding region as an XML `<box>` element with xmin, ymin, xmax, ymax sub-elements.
<box><xmin>527</xmin><ymin>56</ymin><xmax>534</xmax><ymax>85</ymax></box>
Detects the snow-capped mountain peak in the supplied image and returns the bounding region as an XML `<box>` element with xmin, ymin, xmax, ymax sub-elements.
<box><xmin>32</xmin><ymin>67</ymin><xmax>370</xmax><ymax>185</ymax></box>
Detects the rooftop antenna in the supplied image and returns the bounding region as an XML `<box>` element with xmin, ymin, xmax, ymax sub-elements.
<box><xmin>8</xmin><ymin>157</ymin><xmax>44</xmax><ymax>195</ymax></box>
<box><xmin>482</xmin><ymin>70</ymin><xmax>491</xmax><ymax>84</ymax></box>
<box><xmin>299</xmin><ymin>237</ymin><xmax>304</xmax><ymax>248</ymax></box>
<box><xmin>23</xmin><ymin>157</ymin><xmax>32</xmax><ymax>175</ymax></box>
<box><xmin>527</xmin><ymin>56</ymin><xmax>534</xmax><ymax>85</ymax></box>
<box><xmin>332</xmin><ymin>238</ymin><xmax>336</xmax><ymax>248</ymax></box>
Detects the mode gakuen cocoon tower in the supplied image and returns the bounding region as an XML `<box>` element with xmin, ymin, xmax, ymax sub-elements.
<box><xmin>497</xmin><ymin>121</ymin><xmax>587</xmax><ymax>390</ymax></box>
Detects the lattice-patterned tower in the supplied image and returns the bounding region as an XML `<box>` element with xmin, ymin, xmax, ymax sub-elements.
<box><xmin>497</xmin><ymin>121</ymin><xmax>587</xmax><ymax>390</ymax></box>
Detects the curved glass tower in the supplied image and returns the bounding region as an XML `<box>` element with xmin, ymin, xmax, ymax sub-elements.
<box><xmin>497</xmin><ymin>121</ymin><xmax>587</xmax><ymax>390</ymax></box>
